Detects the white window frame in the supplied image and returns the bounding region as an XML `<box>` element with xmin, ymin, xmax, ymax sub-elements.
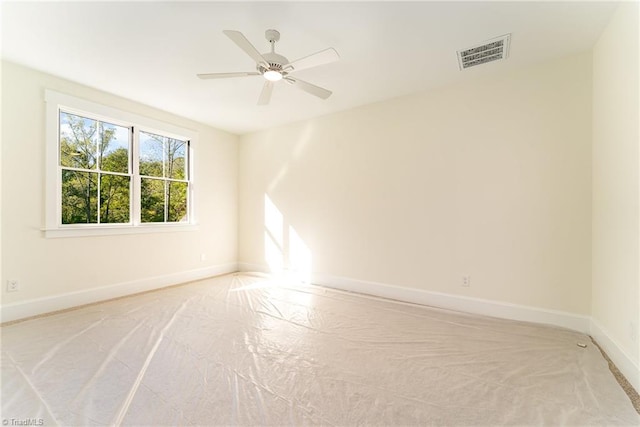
<box><xmin>45</xmin><ymin>90</ymin><xmax>198</xmax><ymax>238</ymax></box>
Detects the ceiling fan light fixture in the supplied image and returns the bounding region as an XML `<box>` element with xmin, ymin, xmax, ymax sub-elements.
<box><xmin>263</xmin><ymin>70</ymin><xmax>283</xmax><ymax>82</ymax></box>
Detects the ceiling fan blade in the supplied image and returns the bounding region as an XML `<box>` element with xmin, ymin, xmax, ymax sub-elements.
<box><xmin>285</xmin><ymin>77</ymin><xmax>332</xmax><ymax>100</ymax></box>
<box><xmin>223</xmin><ymin>30</ymin><xmax>270</xmax><ymax>68</ymax></box>
<box><xmin>284</xmin><ymin>48</ymin><xmax>340</xmax><ymax>73</ymax></box>
<box><xmin>197</xmin><ymin>72</ymin><xmax>260</xmax><ymax>79</ymax></box>
<box><xmin>257</xmin><ymin>81</ymin><xmax>274</xmax><ymax>105</ymax></box>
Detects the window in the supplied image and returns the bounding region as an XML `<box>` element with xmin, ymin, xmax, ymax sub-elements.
<box><xmin>60</xmin><ymin>112</ymin><xmax>132</xmax><ymax>224</ymax></box>
<box><xmin>45</xmin><ymin>90</ymin><xmax>197</xmax><ymax>237</ymax></box>
<box><xmin>139</xmin><ymin>131</ymin><xmax>189</xmax><ymax>223</ymax></box>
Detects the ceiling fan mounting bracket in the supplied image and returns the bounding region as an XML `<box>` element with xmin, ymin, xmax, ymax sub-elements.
<box><xmin>265</xmin><ymin>29</ymin><xmax>281</xmax><ymax>43</ymax></box>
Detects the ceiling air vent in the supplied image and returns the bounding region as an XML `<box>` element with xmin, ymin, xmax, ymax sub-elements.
<box><xmin>457</xmin><ymin>34</ymin><xmax>511</xmax><ymax>70</ymax></box>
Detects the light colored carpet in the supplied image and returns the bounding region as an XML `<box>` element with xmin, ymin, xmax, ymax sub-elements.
<box><xmin>2</xmin><ymin>273</ymin><xmax>638</xmax><ymax>425</ymax></box>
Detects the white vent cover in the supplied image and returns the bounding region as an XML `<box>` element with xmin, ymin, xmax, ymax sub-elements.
<box><xmin>457</xmin><ymin>34</ymin><xmax>511</xmax><ymax>70</ymax></box>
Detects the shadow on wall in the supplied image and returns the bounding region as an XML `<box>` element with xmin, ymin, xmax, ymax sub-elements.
<box><xmin>264</xmin><ymin>194</ymin><xmax>312</xmax><ymax>282</ymax></box>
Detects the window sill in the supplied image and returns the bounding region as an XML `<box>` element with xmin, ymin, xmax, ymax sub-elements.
<box><xmin>43</xmin><ymin>223</ymin><xmax>199</xmax><ymax>238</ymax></box>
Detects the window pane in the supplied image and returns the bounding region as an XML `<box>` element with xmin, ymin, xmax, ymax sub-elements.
<box><xmin>60</xmin><ymin>112</ymin><xmax>97</xmax><ymax>170</ymax></box>
<box><xmin>141</xmin><ymin>178</ymin><xmax>165</xmax><ymax>222</ymax></box>
<box><xmin>100</xmin><ymin>174</ymin><xmax>130</xmax><ymax>223</ymax></box>
<box><xmin>99</xmin><ymin>122</ymin><xmax>129</xmax><ymax>173</ymax></box>
<box><xmin>168</xmin><ymin>181</ymin><xmax>188</xmax><ymax>222</ymax></box>
<box><xmin>61</xmin><ymin>170</ymin><xmax>98</xmax><ymax>224</ymax></box>
<box><xmin>167</xmin><ymin>138</ymin><xmax>187</xmax><ymax>179</ymax></box>
<box><xmin>139</xmin><ymin>131</ymin><xmax>164</xmax><ymax>177</ymax></box>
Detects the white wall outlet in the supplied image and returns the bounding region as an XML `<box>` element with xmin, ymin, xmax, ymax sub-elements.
<box><xmin>7</xmin><ymin>280</ymin><xmax>19</xmax><ymax>292</ymax></box>
<box><xmin>462</xmin><ymin>276</ymin><xmax>471</xmax><ymax>287</ymax></box>
<box><xmin>200</xmin><ymin>253</ymin><xmax>207</xmax><ymax>262</ymax></box>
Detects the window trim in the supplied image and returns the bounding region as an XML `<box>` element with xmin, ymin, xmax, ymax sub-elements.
<box><xmin>45</xmin><ymin>90</ymin><xmax>198</xmax><ymax>238</ymax></box>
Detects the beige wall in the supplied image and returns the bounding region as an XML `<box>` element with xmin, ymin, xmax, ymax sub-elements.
<box><xmin>1</xmin><ymin>61</ymin><xmax>238</xmax><ymax>305</ymax></box>
<box><xmin>239</xmin><ymin>53</ymin><xmax>593</xmax><ymax>315</ymax></box>
<box><xmin>592</xmin><ymin>2</ymin><xmax>640</xmax><ymax>370</ymax></box>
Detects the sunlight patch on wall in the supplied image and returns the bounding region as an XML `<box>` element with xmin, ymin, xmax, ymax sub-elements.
<box><xmin>264</xmin><ymin>230</ymin><xmax>284</xmax><ymax>273</ymax></box>
<box><xmin>289</xmin><ymin>225</ymin><xmax>312</xmax><ymax>283</ymax></box>
<box><xmin>264</xmin><ymin>195</ymin><xmax>284</xmax><ymax>248</ymax></box>
<box><xmin>264</xmin><ymin>194</ymin><xmax>312</xmax><ymax>282</ymax></box>
<box><xmin>264</xmin><ymin>195</ymin><xmax>285</xmax><ymax>274</ymax></box>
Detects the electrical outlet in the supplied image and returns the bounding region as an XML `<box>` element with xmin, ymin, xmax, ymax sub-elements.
<box><xmin>7</xmin><ymin>280</ymin><xmax>19</xmax><ymax>292</ymax></box>
<box><xmin>200</xmin><ymin>253</ymin><xmax>207</xmax><ymax>262</ymax></box>
<box><xmin>462</xmin><ymin>276</ymin><xmax>471</xmax><ymax>287</ymax></box>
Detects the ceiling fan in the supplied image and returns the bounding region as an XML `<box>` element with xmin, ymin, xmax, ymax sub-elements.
<box><xmin>197</xmin><ymin>29</ymin><xmax>339</xmax><ymax>105</ymax></box>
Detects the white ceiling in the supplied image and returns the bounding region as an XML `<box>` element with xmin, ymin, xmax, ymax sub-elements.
<box><xmin>1</xmin><ymin>1</ymin><xmax>618</xmax><ymax>135</ymax></box>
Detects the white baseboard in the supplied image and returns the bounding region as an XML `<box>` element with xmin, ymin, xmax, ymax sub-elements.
<box><xmin>238</xmin><ymin>262</ymin><xmax>591</xmax><ymax>333</ymax></box>
<box><xmin>590</xmin><ymin>318</ymin><xmax>640</xmax><ymax>394</ymax></box>
<box><xmin>1</xmin><ymin>262</ymin><xmax>238</xmax><ymax>323</ymax></box>
<box><xmin>312</xmin><ymin>272</ymin><xmax>592</xmax><ymax>334</ymax></box>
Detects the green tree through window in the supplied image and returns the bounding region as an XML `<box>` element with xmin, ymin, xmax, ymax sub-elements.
<box><xmin>58</xmin><ymin>111</ymin><xmax>190</xmax><ymax>226</ymax></box>
<box><xmin>139</xmin><ymin>131</ymin><xmax>188</xmax><ymax>223</ymax></box>
<box><xmin>60</xmin><ymin>112</ymin><xmax>130</xmax><ymax>224</ymax></box>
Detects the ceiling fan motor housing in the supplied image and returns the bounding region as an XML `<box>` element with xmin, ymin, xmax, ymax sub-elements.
<box><xmin>258</xmin><ymin>52</ymin><xmax>289</xmax><ymax>74</ymax></box>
